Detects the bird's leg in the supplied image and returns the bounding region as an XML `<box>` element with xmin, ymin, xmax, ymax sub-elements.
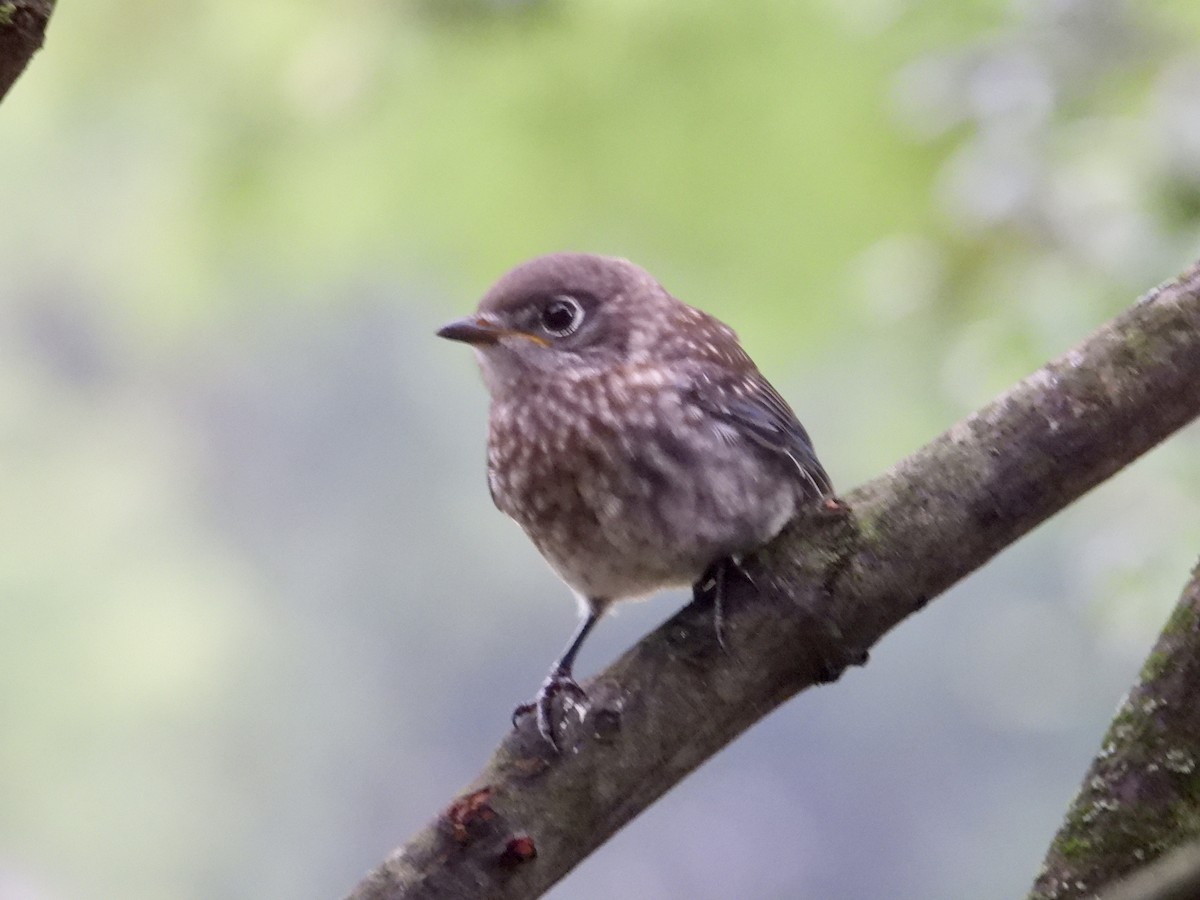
<box><xmin>692</xmin><ymin>556</ymin><xmax>755</xmax><ymax>651</ymax></box>
<box><xmin>512</xmin><ymin>608</ymin><xmax>600</xmax><ymax>751</ymax></box>
<box><xmin>708</xmin><ymin>558</ymin><xmax>730</xmax><ymax>651</ymax></box>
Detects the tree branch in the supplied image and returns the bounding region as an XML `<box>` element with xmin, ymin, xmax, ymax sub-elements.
<box><xmin>1099</xmin><ymin>840</ymin><xmax>1200</xmax><ymax>900</ymax></box>
<box><xmin>1031</xmin><ymin>560</ymin><xmax>1200</xmax><ymax>899</ymax></box>
<box><xmin>347</xmin><ymin>262</ymin><xmax>1200</xmax><ymax>900</ymax></box>
<box><xmin>0</xmin><ymin>0</ymin><xmax>53</xmax><ymax>103</ymax></box>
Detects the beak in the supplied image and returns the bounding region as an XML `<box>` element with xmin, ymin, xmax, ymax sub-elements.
<box><xmin>436</xmin><ymin>315</ymin><xmax>550</xmax><ymax>348</ymax></box>
<box><xmin>436</xmin><ymin>315</ymin><xmax>505</xmax><ymax>346</ymax></box>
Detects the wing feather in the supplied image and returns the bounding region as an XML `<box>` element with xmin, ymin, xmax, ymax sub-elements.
<box><xmin>683</xmin><ymin>355</ymin><xmax>833</xmax><ymax>500</ymax></box>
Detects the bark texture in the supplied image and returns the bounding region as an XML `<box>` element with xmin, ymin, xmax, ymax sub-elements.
<box><xmin>0</xmin><ymin>0</ymin><xmax>52</xmax><ymax>103</ymax></box>
<box><xmin>1032</xmin><ymin>562</ymin><xmax>1200</xmax><ymax>899</ymax></box>
<box><xmin>348</xmin><ymin>262</ymin><xmax>1200</xmax><ymax>900</ymax></box>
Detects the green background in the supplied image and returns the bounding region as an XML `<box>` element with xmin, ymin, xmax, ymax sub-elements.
<box><xmin>2</xmin><ymin>1</ymin><xmax>1199</xmax><ymax>897</ymax></box>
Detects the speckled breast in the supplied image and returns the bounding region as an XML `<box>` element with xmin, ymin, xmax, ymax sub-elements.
<box><xmin>485</xmin><ymin>374</ymin><xmax>798</xmax><ymax>602</ymax></box>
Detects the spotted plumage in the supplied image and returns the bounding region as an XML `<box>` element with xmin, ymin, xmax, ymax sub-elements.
<box><xmin>438</xmin><ymin>252</ymin><xmax>831</xmax><ymax>749</ymax></box>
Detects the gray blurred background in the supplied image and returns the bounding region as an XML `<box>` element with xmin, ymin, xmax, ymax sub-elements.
<box><xmin>2</xmin><ymin>1</ymin><xmax>1199</xmax><ymax>898</ymax></box>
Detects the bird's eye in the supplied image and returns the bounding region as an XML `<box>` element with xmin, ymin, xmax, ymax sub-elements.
<box><xmin>540</xmin><ymin>295</ymin><xmax>584</xmax><ymax>337</ymax></box>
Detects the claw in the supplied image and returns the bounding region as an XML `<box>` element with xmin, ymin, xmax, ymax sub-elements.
<box><xmin>513</xmin><ymin>670</ymin><xmax>588</xmax><ymax>751</ymax></box>
<box><xmin>536</xmin><ymin>672</ymin><xmax>588</xmax><ymax>750</ymax></box>
<box><xmin>693</xmin><ymin>556</ymin><xmax>750</xmax><ymax>652</ymax></box>
<box><xmin>511</xmin><ymin>701</ymin><xmax>533</xmax><ymax>730</ymax></box>
<box><xmin>511</xmin><ymin>609</ymin><xmax>601</xmax><ymax>752</ymax></box>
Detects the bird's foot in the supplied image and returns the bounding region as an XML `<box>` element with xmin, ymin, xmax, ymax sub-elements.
<box><xmin>512</xmin><ymin>668</ymin><xmax>589</xmax><ymax>752</ymax></box>
<box><xmin>693</xmin><ymin>556</ymin><xmax>754</xmax><ymax>651</ymax></box>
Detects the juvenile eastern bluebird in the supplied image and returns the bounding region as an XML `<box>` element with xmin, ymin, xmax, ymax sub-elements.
<box><xmin>438</xmin><ymin>253</ymin><xmax>832</xmax><ymax>749</ymax></box>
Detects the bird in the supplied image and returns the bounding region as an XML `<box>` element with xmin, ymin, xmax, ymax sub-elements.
<box><xmin>437</xmin><ymin>252</ymin><xmax>832</xmax><ymax>750</ymax></box>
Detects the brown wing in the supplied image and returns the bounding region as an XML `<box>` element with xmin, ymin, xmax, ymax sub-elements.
<box><xmin>694</xmin><ymin>370</ymin><xmax>832</xmax><ymax>499</ymax></box>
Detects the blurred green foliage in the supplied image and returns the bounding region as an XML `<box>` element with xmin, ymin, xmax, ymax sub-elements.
<box><xmin>2</xmin><ymin>1</ymin><xmax>1199</xmax><ymax>899</ymax></box>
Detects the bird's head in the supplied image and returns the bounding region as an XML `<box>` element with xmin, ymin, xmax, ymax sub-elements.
<box><xmin>437</xmin><ymin>253</ymin><xmax>679</xmax><ymax>394</ymax></box>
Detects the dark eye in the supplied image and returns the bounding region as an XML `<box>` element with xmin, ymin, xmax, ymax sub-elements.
<box><xmin>540</xmin><ymin>295</ymin><xmax>584</xmax><ymax>337</ymax></box>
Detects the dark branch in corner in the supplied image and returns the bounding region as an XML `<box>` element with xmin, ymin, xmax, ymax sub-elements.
<box><xmin>0</xmin><ymin>0</ymin><xmax>54</xmax><ymax>103</ymax></box>
<box><xmin>348</xmin><ymin>262</ymin><xmax>1200</xmax><ymax>900</ymax></box>
<box><xmin>1099</xmin><ymin>839</ymin><xmax>1200</xmax><ymax>900</ymax></box>
<box><xmin>1032</xmin><ymin>561</ymin><xmax>1200</xmax><ymax>900</ymax></box>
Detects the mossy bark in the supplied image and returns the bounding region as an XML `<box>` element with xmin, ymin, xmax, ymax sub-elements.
<box><xmin>1031</xmin><ymin>564</ymin><xmax>1200</xmax><ymax>899</ymax></box>
<box><xmin>348</xmin><ymin>262</ymin><xmax>1200</xmax><ymax>900</ymax></box>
